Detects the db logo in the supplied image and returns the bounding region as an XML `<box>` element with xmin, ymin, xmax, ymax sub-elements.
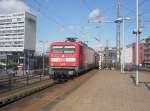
<box><xmin>60</xmin><ymin>58</ymin><xmax>66</xmax><ymax>62</ymax></box>
<box><xmin>61</xmin><ymin>63</ymin><xmax>66</xmax><ymax>66</ymax></box>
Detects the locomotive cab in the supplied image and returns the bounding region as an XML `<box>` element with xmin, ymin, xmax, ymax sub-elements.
<box><xmin>49</xmin><ymin>42</ymin><xmax>80</xmax><ymax>80</ymax></box>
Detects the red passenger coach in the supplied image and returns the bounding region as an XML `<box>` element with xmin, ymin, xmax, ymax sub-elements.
<box><xmin>49</xmin><ymin>41</ymin><xmax>99</xmax><ymax>80</ymax></box>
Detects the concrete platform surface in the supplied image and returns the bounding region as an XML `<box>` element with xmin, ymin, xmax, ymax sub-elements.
<box><xmin>48</xmin><ymin>70</ymin><xmax>150</xmax><ymax>111</ymax></box>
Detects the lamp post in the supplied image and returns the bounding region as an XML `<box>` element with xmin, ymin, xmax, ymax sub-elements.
<box><xmin>115</xmin><ymin>17</ymin><xmax>131</xmax><ymax>73</ymax></box>
<box><xmin>39</xmin><ymin>41</ymin><xmax>45</xmax><ymax>75</ymax></box>
<box><xmin>136</xmin><ymin>0</ymin><xmax>139</xmax><ymax>85</ymax></box>
<box><xmin>136</xmin><ymin>0</ymin><xmax>140</xmax><ymax>85</ymax></box>
<box><xmin>132</xmin><ymin>0</ymin><xmax>141</xmax><ymax>85</ymax></box>
<box><xmin>39</xmin><ymin>41</ymin><xmax>48</xmax><ymax>75</ymax></box>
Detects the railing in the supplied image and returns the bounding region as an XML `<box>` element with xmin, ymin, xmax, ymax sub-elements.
<box><xmin>0</xmin><ymin>69</ymin><xmax>50</xmax><ymax>94</ymax></box>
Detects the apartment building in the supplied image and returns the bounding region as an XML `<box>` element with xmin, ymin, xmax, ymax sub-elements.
<box><xmin>144</xmin><ymin>36</ymin><xmax>150</xmax><ymax>67</ymax></box>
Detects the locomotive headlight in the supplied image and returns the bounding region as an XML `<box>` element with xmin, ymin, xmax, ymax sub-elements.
<box><xmin>68</xmin><ymin>71</ymin><xmax>74</xmax><ymax>75</ymax></box>
<box><xmin>49</xmin><ymin>71</ymin><xmax>54</xmax><ymax>75</ymax></box>
<box><xmin>51</xmin><ymin>58</ymin><xmax>61</xmax><ymax>62</ymax></box>
<box><xmin>51</xmin><ymin>58</ymin><xmax>76</xmax><ymax>62</ymax></box>
<box><xmin>66</xmin><ymin>58</ymin><xmax>76</xmax><ymax>62</ymax></box>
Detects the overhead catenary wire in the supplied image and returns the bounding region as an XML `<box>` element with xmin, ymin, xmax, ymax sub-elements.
<box><xmin>121</xmin><ymin>3</ymin><xmax>135</xmax><ymax>17</ymax></box>
<box><xmin>81</xmin><ymin>0</ymin><xmax>115</xmax><ymax>20</ymax></box>
<box><xmin>121</xmin><ymin>0</ymin><xmax>150</xmax><ymax>28</ymax></box>
<box><xmin>121</xmin><ymin>0</ymin><xmax>148</xmax><ymax>17</ymax></box>
<box><xmin>139</xmin><ymin>1</ymin><xmax>150</xmax><ymax>28</ymax></box>
<box><xmin>138</xmin><ymin>0</ymin><xmax>150</xmax><ymax>18</ymax></box>
<box><xmin>140</xmin><ymin>0</ymin><xmax>149</xmax><ymax>7</ymax></box>
<box><xmin>33</xmin><ymin>0</ymin><xmax>66</xmax><ymax>24</ymax></box>
<box><xmin>32</xmin><ymin>0</ymin><xmax>66</xmax><ymax>28</ymax></box>
<box><xmin>81</xmin><ymin>0</ymin><xmax>91</xmax><ymax>12</ymax></box>
<box><xmin>140</xmin><ymin>8</ymin><xmax>150</xmax><ymax>17</ymax></box>
<box><xmin>34</xmin><ymin>0</ymin><xmax>90</xmax><ymax>36</ymax></box>
<box><xmin>26</xmin><ymin>0</ymin><xmax>79</xmax><ymax>36</ymax></box>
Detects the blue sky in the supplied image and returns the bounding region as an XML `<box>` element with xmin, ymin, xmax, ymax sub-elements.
<box><xmin>1</xmin><ymin>0</ymin><xmax>149</xmax><ymax>50</ymax></box>
<box><xmin>25</xmin><ymin>0</ymin><xmax>119</xmax><ymax>48</ymax></box>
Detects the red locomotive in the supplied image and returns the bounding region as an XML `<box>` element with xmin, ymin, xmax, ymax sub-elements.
<box><xmin>49</xmin><ymin>39</ymin><xmax>99</xmax><ymax>80</ymax></box>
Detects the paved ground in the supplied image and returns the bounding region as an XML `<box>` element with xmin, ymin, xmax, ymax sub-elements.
<box><xmin>48</xmin><ymin>70</ymin><xmax>150</xmax><ymax>111</ymax></box>
<box><xmin>0</xmin><ymin>70</ymin><xmax>96</xmax><ymax>111</ymax></box>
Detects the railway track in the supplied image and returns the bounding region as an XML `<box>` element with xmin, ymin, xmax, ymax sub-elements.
<box><xmin>0</xmin><ymin>69</ymin><xmax>98</xmax><ymax>111</ymax></box>
<box><xmin>0</xmin><ymin>79</ymin><xmax>54</xmax><ymax>107</ymax></box>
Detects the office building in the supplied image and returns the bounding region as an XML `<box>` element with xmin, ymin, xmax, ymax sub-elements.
<box><xmin>0</xmin><ymin>12</ymin><xmax>36</xmax><ymax>68</ymax></box>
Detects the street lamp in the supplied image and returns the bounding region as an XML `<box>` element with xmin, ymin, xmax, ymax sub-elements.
<box><xmin>115</xmin><ymin>17</ymin><xmax>131</xmax><ymax>73</ymax></box>
<box><xmin>39</xmin><ymin>41</ymin><xmax>45</xmax><ymax>75</ymax></box>
<box><xmin>39</xmin><ymin>41</ymin><xmax>48</xmax><ymax>75</ymax></box>
<box><xmin>135</xmin><ymin>0</ymin><xmax>140</xmax><ymax>85</ymax></box>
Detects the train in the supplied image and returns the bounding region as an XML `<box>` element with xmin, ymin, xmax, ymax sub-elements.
<box><xmin>49</xmin><ymin>39</ymin><xmax>99</xmax><ymax>81</ymax></box>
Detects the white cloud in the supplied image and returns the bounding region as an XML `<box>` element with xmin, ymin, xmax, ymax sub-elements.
<box><xmin>88</xmin><ymin>8</ymin><xmax>102</xmax><ymax>23</ymax></box>
<box><xmin>0</xmin><ymin>0</ymin><xmax>30</xmax><ymax>14</ymax></box>
<box><xmin>89</xmin><ymin>9</ymin><xmax>100</xmax><ymax>18</ymax></box>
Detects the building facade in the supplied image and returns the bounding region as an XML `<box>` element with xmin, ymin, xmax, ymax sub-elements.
<box><xmin>121</xmin><ymin>44</ymin><xmax>133</xmax><ymax>64</ymax></box>
<box><xmin>120</xmin><ymin>43</ymin><xmax>145</xmax><ymax>66</ymax></box>
<box><xmin>102</xmin><ymin>47</ymin><xmax>117</xmax><ymax>68</ymax></box>
<box><xmin>144</xmin><ymin>36</ymin><xmax>150</xmax><ymax>67</ymax></box>
<box><xmin>132</xmin><ymin>43</ymin><xmax>145</xmax><ymax>65</ymax></box>
<box><xmin>0</xmin><ymin>12</ymin><xmax>36</xmax><ymax>69</ymax></box>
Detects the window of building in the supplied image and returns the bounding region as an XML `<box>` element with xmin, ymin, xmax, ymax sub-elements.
<box><xmin>14</xmin><ymin>41</ymin><xmax>24</xmax><ymax>44</ymax></box>
<box><xmin>13</xmin><ymin>14</ymin><xmax>24</xmax><ymax>16</ymax></box>
<box><xmin>17</xmin><ymin>45</ymin><xmax>23</xmax><ymax>47</ymax></box>
<box><xmin>17</xmin><ymin>18</ymin><xmax>22</xmax><ymax>21</ymax></box>
<box><xmin>0</xmin><ymin>29</ymin><xmax>24</xmax><ymax>33</ymax></box>
<box><xmin>0</xmin><ymin>19</ymin><xmax>12</xmax><ymax>24</ymax></box>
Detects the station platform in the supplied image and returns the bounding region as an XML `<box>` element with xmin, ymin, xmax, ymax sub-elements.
<box><xmin>47</xmin><ymin>70</ymin><xmax>150</xmax><ymax>111</ymax></box>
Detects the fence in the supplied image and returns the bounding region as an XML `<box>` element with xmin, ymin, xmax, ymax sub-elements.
<box><xmin>0</xmin><ymin>69</ymin><xmax>50</xmax><ymax>94</ymax></box>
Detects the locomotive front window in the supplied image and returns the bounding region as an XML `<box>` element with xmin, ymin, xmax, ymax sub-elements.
<box><xmin>64</xmin><ymin>46</ymin><xmax>75</xmax><ymax>54</ymax></box>
<box><xmin>52</xmin><ymin>45</ymin><xmax>75</xmax><ymax>54</ymax></box>
<box><xmin>52</xmin><ymin>46</ymin><xmax>63</xmax><ymax>54</ymax></box>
